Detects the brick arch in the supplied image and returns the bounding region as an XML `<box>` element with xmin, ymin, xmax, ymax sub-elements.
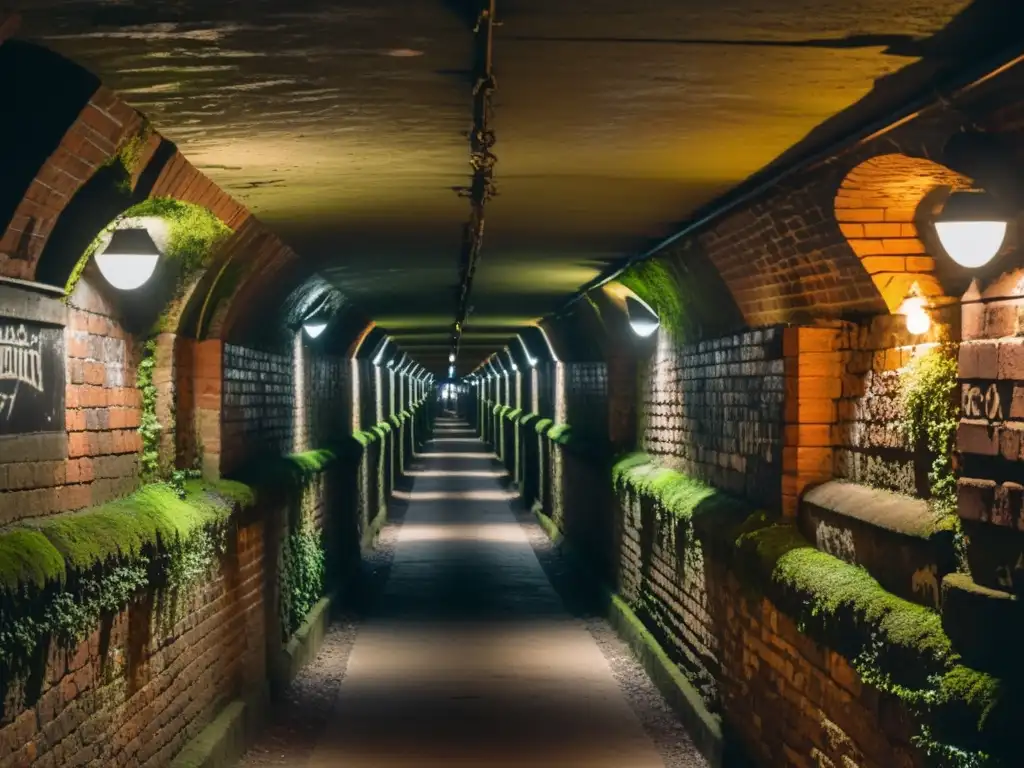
<box><xmin>0</xmin><ymin>38</ymin><xmax>249</xmax><ymax>284</ymax></box>
<box><xmin>834</xmin><ymin>153</ymin><xmax>973</xmax><ymax>312</ymax></box>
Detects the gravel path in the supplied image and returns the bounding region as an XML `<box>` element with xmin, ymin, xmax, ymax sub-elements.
<box><xmin>514</xmin><ymin>502</ymin><xmax>708</xmax><ymax>768</ymax></box>
<box><xmin>237</xmin><ymin>430</ymin><xmax>706</xmax><ymax>767</ymax></box>
<box><xmin>235</xmin><ymin>505</ymin><xmax>406</xmax><ymax>767</ymax></box>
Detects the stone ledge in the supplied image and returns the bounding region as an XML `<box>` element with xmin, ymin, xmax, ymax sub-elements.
<box><xmin>532</xmin><ymin>507</ymin><xmax>725</xmax><ymax>768</ymax></box>
<box><xmin>271</xmin><ymin>595</ymin><xmax>334</xmax><ymax>695</ymax></box>
<box><xmin>169</xmin><ymin>689</ymin><xmax>268</xmax><ymax>768</ymax></box>
<box><xmin>799</xmin><ymin>480</ymin><xmax>956</xmax><ymax>608</ymax></box>
<box><xmin>941</xmin><ymin>573</ymin><xmax>1022</xmax><ymax>674</ymax></box>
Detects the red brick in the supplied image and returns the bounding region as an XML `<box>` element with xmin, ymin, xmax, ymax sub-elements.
<box><xmin>998</xmin><ymin>338</ymin><xmax>1024</xmax><ymax>380</ymax></box>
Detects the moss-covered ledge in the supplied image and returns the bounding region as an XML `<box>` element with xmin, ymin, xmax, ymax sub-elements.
<box><xmin>0</xmin><ymin>478</ymin><xmax>255</xmax><ymax>694</ymax></box>
<box><xmin>613</xmin><ymin>453</ymin><xmax>1013</xmax><ymax>766</ymax></box>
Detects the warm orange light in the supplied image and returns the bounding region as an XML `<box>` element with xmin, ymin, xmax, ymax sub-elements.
<box><xmin>899</xmin><ymin>294</ymin><xmax>931</xmax><ymax>335</ymax></box>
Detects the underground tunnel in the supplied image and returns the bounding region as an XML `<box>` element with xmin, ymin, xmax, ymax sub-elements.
<box><xmin>0</xmin><ymin>1</ymin><xmax>1023</xmax><ymax>766</ymax></box>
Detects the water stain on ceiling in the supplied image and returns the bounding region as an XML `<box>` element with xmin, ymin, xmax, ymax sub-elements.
<box><xmin>16</xmin><ymin>0</ymin><xmax>1011</xmax><ymax>370</ymax></box>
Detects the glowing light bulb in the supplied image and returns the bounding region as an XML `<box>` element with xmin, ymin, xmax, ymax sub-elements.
<box><xmin>899</xmin><ymin>295</ymin><xmax>931</xmax><ymax>335</ymax></box>
<box><xmin>303</xmin><ymin>322</ymin><xmax>327</xmax><ymax>339</ymax></box>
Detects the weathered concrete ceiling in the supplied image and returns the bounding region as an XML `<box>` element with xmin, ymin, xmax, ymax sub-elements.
<box><xmin>16</xmin><ymin>0</ymin><xmax>1008</xmax><ymax>372</ymax></box>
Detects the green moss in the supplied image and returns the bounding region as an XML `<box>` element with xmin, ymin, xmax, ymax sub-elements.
<box><xmin>741</xmin><ymin>524</ymin><xmax>953</xmax><ymax>663</ymax></box>
<box><xmin>37</xmin><ymin>482</ymin><xmax>234</xmax><ymax>571</ymax></box>
<box><xmin>353</xmin><ymin>430</ymin><xmax>376</xmax><ymax>447</ymax></box>
<box><xmin>519</xmin><ymin>412</ymin><xmax>538</xmax><ymax>425</ymax></box>
<box><xmin>0</xmin><ymin>531</ymin><xmax>66</xmax><ymax>591</ymax></box>
<box><xmin>899</xmin><ymin>344</ymin><xmax>963</xmax><ymax>563</ymax></box>
<box><xmin>610</xmin><ymin>454</ymin><xmax>1007</xmax><ymax>763</ymax></box>
<box><xmin>191</xmin><ymin>478</ymin><xmax>256</xmax><ymax>509</ymax></box>
<box><xmin>506</xmin><ymin>408</ymin><xmax>523</xmax><ymax>423</ymax></box>
<box><xmin>547</xmin><ymin>423</ymin><xmax>573</xmax><ymax>445</ymax></box>
<box><xmin>534</xmin><ymin>418</ymin><xmax>554</xmax><ymax>435</ymax></box>
<box><xmin>137</xmin><ymin>339</ymin><xmax>161</xmax><ymax>481</ymax></box>
<box><xmin>613</xmin><ymin>452</ymin><xmax>747</xmax><ymax>523</ymax></box>
<box><xmin>389</xmin><ymin>414</ymin><xmax>401</xmax><ymax>429</ymax></box>
<box><xmin>618</xmin><ymin>259</ymin><xmax>686</xmax><ymax>340</ymax></box>
<box><xmin>287</xmin><ymin>449</ymin><xmax>336</xmax><ymax>476</ymax></box>
<box><xmin>0</xmin><ymin>479</ymin><xmax>249</xmax><ymax>690</ymax></box>
<box><xmin>282</xmin><ymin>525</ymin><xmax>325</xmax><ymax>637</ymax></box>
<box><xmin>65</xmin><ymin>198</ymin><xmax>232</xmax><ymax>311</ymax></box>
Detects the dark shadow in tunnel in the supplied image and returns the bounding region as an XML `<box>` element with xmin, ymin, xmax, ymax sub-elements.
<box><xmin>761</xmin><ymin>0</ymin><xmax>1024</xmax><ymax>173</ymax></box>
<box><xmin>568</xmin><ymin>0</ymin><xmax>1024</xmax><ymax>272</ymax></box>
<box><xmin>0</xmin><ymin>40</ymin><xmax>99</xmax><ymax>241</ymax></box>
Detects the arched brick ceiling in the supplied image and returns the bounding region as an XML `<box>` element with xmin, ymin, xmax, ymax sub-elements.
<box><xmin>16</xmin><ymin>0</ymin><xmax>1005</xmax><ymax>373</ymax></box>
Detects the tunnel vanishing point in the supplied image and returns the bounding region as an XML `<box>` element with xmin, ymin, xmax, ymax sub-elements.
<box><xmin>1</xmin><ymin>2</ymin><xmax>1024</xmax><ymax>767</ymax></box>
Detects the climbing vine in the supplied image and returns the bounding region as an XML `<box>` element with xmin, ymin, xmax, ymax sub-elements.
<box><xmin>0</xmin><ymin>480</ymin><xmax>253</xmax><ymax>716</ymax></box>
<box><xmin>282</xmin><ymin>523</ymin><xmax>326</xmax><ymax>637</ymax></box>
<box><xmin>898</xmin><ymin>344</ymin><xmax>966</xmax><ymax>566</ymax></box>
<box><xmin>65</xmin><ymin>197</ymin><xmax>231</xmax><ymax>312</ymax></box>
<box><xmin>137</xmin><ymin>339</ymin><xmax>161</xmax><ymax>482</ymax></box>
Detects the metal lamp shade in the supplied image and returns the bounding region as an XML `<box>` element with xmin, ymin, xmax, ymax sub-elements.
<box><xmin>95</xmin><ymin>227</ymin><xmax>161</xmax><ymax>290</ymax></box>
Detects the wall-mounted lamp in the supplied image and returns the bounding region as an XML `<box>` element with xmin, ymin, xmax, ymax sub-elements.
<box><xmin>96</xmin><ymin>227</ymin><xmax>161</xmax><ymax>290</ymax></box>
<box><xmin>899</xmin><ymin>285</ymin><xmax>931</xmax><ymax>336</ymax></box>
<box><xmin>517</xmin><ymin>337</ymin><xmax>538</xmax><ymax>367</ymax></box>
<box><xmin>449</xmin><ymin>352</ymin><xmax>456</xmax><ymax>363</ymax></box>
<box><xmin>934</xmin><ymin>190</ymin><xmax>1008</xmax><ymax>269</ymax></box>
<box><xmin>303</xmin><ymin>321</ymin><xmax>327</xmax><ymax>339</ymax></box>
<box><xmin>626</xmin><ymin>295</ymin><xmax>660</xmax><ymax>337</ymax></box>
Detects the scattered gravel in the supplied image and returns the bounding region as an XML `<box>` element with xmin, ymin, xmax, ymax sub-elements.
<box><xmin>515</xmin><ymin>502</ymin><xmax>709</xmax><ymax>768</ymax></box>
<box><xmin>238</xmin><ymin>490</ymin><xmax>707</xmax><ymax>768</ymax></box>
<box><xmin>236</xmin><ymin>503</ymin><xmax>407</xmax><ymax>767</ymax></box>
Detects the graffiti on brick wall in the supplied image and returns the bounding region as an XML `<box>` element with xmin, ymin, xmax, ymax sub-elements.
<box><xmin>961</xmin><ymin>380</ymin><xmax>1006</xmax><ymax>423</ymax></box>
<box><xmin>0</xmin><ymin>321</ymin><xmax>64</xmax><ymax>434</ymax></box>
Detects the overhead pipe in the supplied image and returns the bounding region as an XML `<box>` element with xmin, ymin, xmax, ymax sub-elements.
<box><xmin>552</xmin><ymin>43</ymin><xmax>1024</xmax><ymax>318</ymax></box>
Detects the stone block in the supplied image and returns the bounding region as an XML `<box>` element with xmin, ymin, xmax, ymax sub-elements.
<box><xmin>799</xmin><ymin>481</ymin><xmax>957</xmax><ymax>608</ymax></box>
<box><xmin>941</xmin><ymin>573</ymin><xmax>1022</xmax><ymax>675</ymax></box>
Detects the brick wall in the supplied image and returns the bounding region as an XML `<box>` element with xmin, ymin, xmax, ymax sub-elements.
<box><xmin>832</xmin><ymin>316</ymin><xmax>945</xmax><ymax>497</ymax></box>
<box><xmin>565</xmin><ymin>362</ymin><xmax>608</xmax><ymax>438</ymax></box>
<box><xmin>221</xmin><ymin>344</ymin><xmax>293</xmax><ymax>470</ymax></box>
<box><xmin>0</xmin><ymin>276</ymin><xmax>142</xmax><ymax>526</ymax></box>
<box><xmin>0</xmin><ymin>517</ymin><xmax>267</xmax><ymax>768</ymax></box>
<box><xmin>610</xmin><ymin>486</ymin><xmax>922</xmax><ymax>767</ymax></box>
<box><xmin>304</xmin><ymin>354</ymin><xmax>348</xmax><ymax>449</ymax></box>
<box><xmin>708</xmin><ymin>559</ymin><xmax>920</xmax><ymax>768</ymax></box>
<box><xmin>640</xmin><ymin>328</ymin><xmax>785</xmax><ymax>509</ymax></box>
<box><xmin>616</xmin><ymin>490</ymin><xmax>720</xmax><ymax>705</ymax></box>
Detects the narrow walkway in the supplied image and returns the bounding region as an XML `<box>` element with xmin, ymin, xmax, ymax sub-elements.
<box><xmin>240</xmin><ymin>417</ymin><xmax>705</xmax><ymax>767</ymax></box>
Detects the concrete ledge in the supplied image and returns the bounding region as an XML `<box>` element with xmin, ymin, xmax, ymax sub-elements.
<box><xmin>272</xmin><ymin>594</ymin><xmax>334</xmax><ymax>692</ymax></box>
<box><xmin>169</xmin><ymin>691</ymin><xmax>267</xmax><ymax>768</ymax></box>
<box><xmin>532</xmin><ymin>508</ymin><xmax>724</xmax><ymax>768</ymax></box>
<box><xmin>799</xmin><ymin>480</ymin><xmax>956</xmax><ymax>608</ymax></box>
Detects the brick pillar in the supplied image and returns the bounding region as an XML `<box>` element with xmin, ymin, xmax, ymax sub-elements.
<box><xmin>194</xmin><ymin>339</ymin><xmax>223</xmax><ymax>478</ymax></box>
<box><xmin>957</xmin><ymin>278</ymin><xmax>1024</xmax><ymax>595</ymax></box>
<box><xmin>782</xmin><ymin>326</ymin><xmax>843</xmax><ymax>517</ymax></box>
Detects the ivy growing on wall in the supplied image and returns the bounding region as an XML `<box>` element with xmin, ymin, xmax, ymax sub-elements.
<box><xmin>282</xmin><ymin>523</ymin><xmax>326</xmax><ymax>637</ymax></box>
<box><xmin>898</xmin><ymin>343</ymin><xmax>965</xmax><ymax>565</ymax></box>
<box><xmin>137</xmin><ymin>339</ymin><xmax>161</xmax><ymax>482</ymax></box>
<box><xmin>0</xmin><ymin>479</ymin><xmax>253</xmax><ymax>715</ymax></box>
<box><xmin>65</xmin><ymin>197</ymin><xmax>232</xmax><ymax>312</ymax></box>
